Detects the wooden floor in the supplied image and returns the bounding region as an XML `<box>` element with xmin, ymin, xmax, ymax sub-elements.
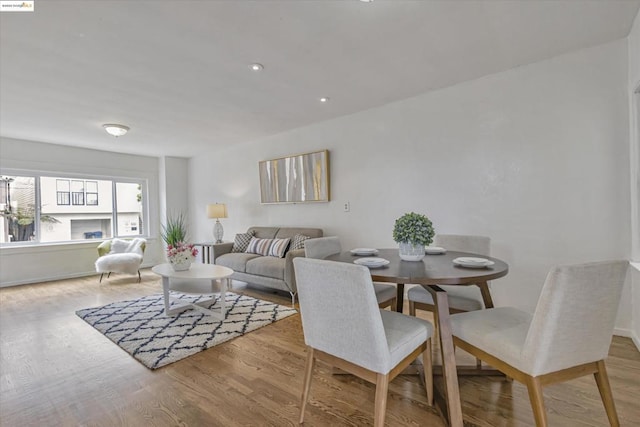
<box><xmin>1</xmin><ymin>270</ymin><xmax>639</xmax><ymax>427</ymax></box>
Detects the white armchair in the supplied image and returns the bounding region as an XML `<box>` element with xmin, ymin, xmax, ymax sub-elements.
<box><xmin>95</xmin><ymin>238</ymin><xmax>146</xmax><ymax>283</ymax></box>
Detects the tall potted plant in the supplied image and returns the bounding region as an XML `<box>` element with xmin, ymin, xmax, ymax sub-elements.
<box><xmin>161</xmin><ymin>213</ymin><xmax>198</xmax><ymax>271</ymax></box>
<box><xmin>392</xmin><ymin>212</ymin><xmax>435</xmax><ymax>261</ymax></box>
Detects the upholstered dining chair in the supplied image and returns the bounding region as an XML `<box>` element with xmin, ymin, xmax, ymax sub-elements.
<box><xmin>293</xmin><ymin>257</ymin><xmax>434</xmax><ymax>426</ymax></box>
<box><xmin>408</xmin><ymin>234</ymin><xmax>491</xmax><ymax>316</ymax></box>
<box><xmin>95</xmin><ymin>238</ymin><xmax>146</xmax><ymax>283</ymax></box>
<box><xmin>304</xmin><ymin>236</ymin><xmax>397</xmax><ymax>310</ymax></box>
<box><xmin>450</xmin><ymin>260</ymin><xmax>629</xmax><ymax>427</ymax></box>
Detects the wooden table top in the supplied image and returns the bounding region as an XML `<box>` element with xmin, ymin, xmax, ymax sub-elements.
<box><xmin>326</xmin><ymin>249</ymin><xmax>509</xmax><ymax>285</ymax></box>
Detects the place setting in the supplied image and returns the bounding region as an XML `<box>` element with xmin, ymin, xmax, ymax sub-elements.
<box><xmin>353</xmin><ymin>257</ymin><xmax>390</xmax><ymax>268</ymax></box>
<box><xmin>452</xmin><ymin>257</ymin><xmax>495</xmax><ymax>268</ymax></box>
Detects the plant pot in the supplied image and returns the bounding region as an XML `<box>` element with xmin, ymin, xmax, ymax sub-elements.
<box><xmin>398</xmin><ymin>242</ymin><xmax>425</xmax><ymax>261</ymax></box>
<box><xmin>171</xmin><ymin>259</ymin><xmax>192</xmax><ymax>271</ymax></box>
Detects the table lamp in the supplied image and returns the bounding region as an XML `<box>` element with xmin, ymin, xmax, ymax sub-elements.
<box><xmin>207</xmin><ymin>203</ymin><xmax>228</xmax><ymax>243</ymax></box>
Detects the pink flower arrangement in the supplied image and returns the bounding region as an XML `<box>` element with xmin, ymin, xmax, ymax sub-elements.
<box><xmin>167</xmin><ymin>241</ymin><xmax>198</xmax><ymax>264</ymax></box>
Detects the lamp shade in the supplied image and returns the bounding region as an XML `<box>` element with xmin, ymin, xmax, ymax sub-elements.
<box><xmin>207</xmin><ymin>203</ymin><xmax>228</xmax><ymax>219</ymax></box>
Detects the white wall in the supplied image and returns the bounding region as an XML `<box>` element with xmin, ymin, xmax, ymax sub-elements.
<box><xmin>628</xmin><ymin>8</ymin><xmax>640</xmax><ymax>349</ymax></box>
<box><xmin>158</xmin><ymin>156</ymin><xmax>190</xmax><ymax>261</ymax></box>
<box><xmin>0</xmin><ymin>138</ymin><xmax>163</xmax><ymax>286</ymax></box>
<box><xmin>190</xmin><ymin>40</ymin><xmax>632</xmax><ymax>330</ymax></box>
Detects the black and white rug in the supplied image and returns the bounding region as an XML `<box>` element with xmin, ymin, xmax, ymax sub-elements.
<box><xmin>76</xmin><ymin>292</ymin><xmax>297</xmax><ymax>369</ymax></box>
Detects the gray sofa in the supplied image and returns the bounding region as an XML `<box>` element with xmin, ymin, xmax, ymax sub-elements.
<box><xmin>212</xmin><ymin>226</ymin><xmax>323</xmax><ymax>302</ymax></box>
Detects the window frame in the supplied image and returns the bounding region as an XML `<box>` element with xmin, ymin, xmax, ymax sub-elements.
<box><xmin>0</xmin><ymin>169</ymin><xmax>149</xmax><ymax>246</ymax></box>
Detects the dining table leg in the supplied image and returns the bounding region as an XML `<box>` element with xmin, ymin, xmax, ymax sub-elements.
<box><xmin>477</xmin><ymin>281</ymin><xmax>494</xmax><ymax>308</ymax></box>
<box><xmin>396</xmin><ymin>283</ymin><xmax>405</xmax><ymax>313</ymax></box>
<box><xmin>428</xmin><ymin>284</ymin><xmax>464</xmax><ymax>427</ymax></box>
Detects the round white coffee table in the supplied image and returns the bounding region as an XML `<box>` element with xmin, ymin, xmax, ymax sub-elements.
<box><xmin>152</xmin><ymin>263</ymin><xmax>234</xmax><ymax>318</ymax></box>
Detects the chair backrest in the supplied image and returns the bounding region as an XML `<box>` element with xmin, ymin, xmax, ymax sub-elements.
<box><xmin>293</xmin><ymin>257</ymin><xmax>391</xmax><ymax>373</ymax></box>
<box><xmin>522</xmin><ymin>260</ymin><xmax>629</xmax><ymax>376</ymax></box>
<box><xmin>304</xmin><ymin>236</ymin><xmax>342</xmax><ymax>259</ymax></box>
<box><xmin>434</xmin><ymin>234</ymin><xmax>490</xmax><ymax>256</ymax></box>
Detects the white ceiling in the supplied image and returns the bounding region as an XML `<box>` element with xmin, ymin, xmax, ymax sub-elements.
<box><xmin>1</xmin><ymin>0</ymin><xmax>638</xmax><ymax>158</ymax></box>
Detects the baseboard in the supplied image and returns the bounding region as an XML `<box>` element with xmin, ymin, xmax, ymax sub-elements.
<box><xmin>614</xmin><ymin>328</ymin><xmax>640</xmax><ymax>352</ymax></box>
<box><xmin>0</xmin><ymin>262</ymin><xmax>156</xmax><ymax>288</ymax></box>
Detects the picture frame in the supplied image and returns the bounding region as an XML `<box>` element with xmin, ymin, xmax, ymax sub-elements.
<box><xmin>259</xmin><ymin>150</ymin><xmax>330</xmax><ymax>204</ymax></box>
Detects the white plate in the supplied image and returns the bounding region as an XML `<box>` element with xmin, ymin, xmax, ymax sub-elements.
<box><xmin>354</xmin><ymin>257</ymin><xmax>390</xmax><ymax>268</ymax></box>
<box><xmin>350</xmin><ymin>248</ymin><xmax>379</xmax><ymax>256</ymax></box>
<box><xmin>425</xmin><ymin>246</ymin><xmax>447</xmax><ymax>255</ymax></box>
<box><xmin>453</xmin><ymin>257</ymin><xmax>495</xmax><ymax>268</ymax></box>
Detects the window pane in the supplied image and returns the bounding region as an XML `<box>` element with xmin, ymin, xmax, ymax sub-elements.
<box><xmin>116</xmin><ymin>182</ymin><xmax>143</xmax><ymax>236</ymax></box>
<box><xmin>1</xmin><ymin>176</ymin><xmax>37</xmax><ymax>242</ymax></box>
<box><xmin>40</xmin><ymin>177</ymin><xmax>112</xmax><ymax>242</ymax></box>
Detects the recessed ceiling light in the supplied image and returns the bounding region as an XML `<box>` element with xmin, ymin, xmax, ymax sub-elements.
<box><xmin>102</xmin><ymin>124</ymin><xmax>129</xmax><ymax>137</ymax></box>
<box><xmin>249</xmin><ymin>63</ymin><xmax>264</xmax><ymax>71</ymax></box>
<box><xmin>320</xmin><ymin>97</ymin><xmax>330</xmax><ymax>103</ymax></box>
<box><xmin>359</xmin><ymin>0</ymin><xmax>374</xmax><ymax>2</ymax></box>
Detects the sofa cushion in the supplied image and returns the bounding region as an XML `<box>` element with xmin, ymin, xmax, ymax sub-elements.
<box><xmin>231</xmin><ymin>231</ymin><xmax>255</xmax><ymax>253</ymax></box>
<box><xmin>246</xmin><ymin>256</ymin><xmax>286</xmax><ymax>280</ymax></box>
<box><xmin>247</xmin><ymin>227</ymin><xmax>280</xmax><ymax>239</ymax></box>
<box><xmin>216</xmin><ymin>253</ymin><xmax>261</xmax><ymax>273</ymax></box>
<box><xmin>274</xmin><ymin>227</ymin><xmax>323</xmax><ymax>240</ymax></box>
<box><xmin>291</xmin><ymin>234</ymin><xmax>310</xmax><ymax>250</ymax></box>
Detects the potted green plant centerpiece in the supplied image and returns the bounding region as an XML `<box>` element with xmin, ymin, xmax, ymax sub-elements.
<box><xmin>161</xmin><ymin>212</ymin><xmax>198</xmax><ymax>271</ymax></box>
<box><xmin>393</xmin><ymin>212</ymin><xmax>435</xmax><ymax>261</ymax></box>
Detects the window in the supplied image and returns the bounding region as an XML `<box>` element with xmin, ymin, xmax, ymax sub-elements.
<box><xmin>71</xmin><ymin>180</ymin><xmax>84</xmax><ymax>205</ymax></box>
<box><xmin>56</xmin><ymin>179</ymin><xmax>70</xmax><ymax>205</ymax></box>
<box><xmin>1</xmin><ymin>173</ymin><xmax>147</xmax><ymax>244</ymax></box>
<box><xmin>1</xmin><ymin>176</ymin><xmax>37</xmax><ymax>243</ymax></box>
<box><xmin>86</xmin><ymin>181</ymin><xmax>98</xmax><ymax>206</ymax></box>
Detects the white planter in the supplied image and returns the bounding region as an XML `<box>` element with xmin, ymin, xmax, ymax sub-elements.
<box><xmin>171</xmin><ymin>258</ymin><xmax>193</xmax><ymax>271</ymax></box>
<box><xmin>398</xmin><ymin>242</ymin><xmax>425</xmax><ymax>261</ymax></box>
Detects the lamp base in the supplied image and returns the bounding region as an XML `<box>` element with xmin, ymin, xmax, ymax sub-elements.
<box><xmin>213</xmin><ymin>220</ymin><xmax>224</xmax><ymax>243</ymax></box>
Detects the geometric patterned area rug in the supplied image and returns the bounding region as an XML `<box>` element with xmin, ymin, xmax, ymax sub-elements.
<box><xmin>76</xmin><ymin>292</ymin><xmax>297</xmax><ymax>369</ymax></box>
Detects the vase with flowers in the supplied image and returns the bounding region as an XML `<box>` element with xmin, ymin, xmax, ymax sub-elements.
<box><xmin>161</xmin><ymin>213</ymin><xmax>198</xmax><ymax>271</ymax></box>
<box><xmin>392</xmin><ymin>212</ymin><xmax>435</xmax><ymax>261</ymax></box>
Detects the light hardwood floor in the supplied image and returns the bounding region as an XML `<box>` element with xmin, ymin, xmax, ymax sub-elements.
<box><xmin>1</xmin><ymin>270</ymin><xmax>639</xmax><ymax>426</ymax></box>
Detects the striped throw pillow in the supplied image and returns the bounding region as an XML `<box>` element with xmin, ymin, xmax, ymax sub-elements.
<box><xmin>245</xmin><ymin>237</ymin><xmax>291</xmax><ymax>258</ymax></box>
<box><xmin>246</xmin><ymin>237</ymin><xmax>273</xmax><ymax>256</ymax></box>
<box><xmin>268</xmin><ymin>238</ymin><xmax>291</xmax><ymax>258</ymax></box>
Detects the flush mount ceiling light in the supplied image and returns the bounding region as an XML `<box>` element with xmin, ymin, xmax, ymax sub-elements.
<box><xmin>249</xmin><ymin>63</ymin><xmax>264</xmax><ymax>71</ymax></box>
<box><xmin>319</xmin><ymin>97</ymin><xmax>330</xmax><ymax>103</ymax></box>
<box><xmin>102</xmin><ymin>124</ymin><xmax>130</xmax><ymax>137</ymax></box>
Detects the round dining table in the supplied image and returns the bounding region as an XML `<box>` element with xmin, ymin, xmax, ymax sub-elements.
<box><xmin>326</xmin><ymin>248</ymin><xmax>509</xmax><ymax>427</ymax></box>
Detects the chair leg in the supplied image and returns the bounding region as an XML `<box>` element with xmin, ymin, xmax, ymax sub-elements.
<box><xmin>107</xmin><ymin>272</ymin><xmax>111</xmax><ymax>278</ymax></box>
<box><xmin>137</xmin><ymin>270</ymin><xmax>141</xmax><ymax>283</ymax></box>
<box><xmin>99</xmin><ymin>273</ymin><xmax>104</xmax><ymax>283</ymax></box>
<box><xmin>423</xmin><ymin>339</ymin><xmax>433</xmax><ymax>406</ymax></box>
<box><xmin>525</xmin><ymin>376</ymin><xmax>548</xmax><ymax>427</ymax></box>
<box><xmin>299</xmin><ymin>347</ymin><xmax>315</xmax><ymax>424</ymax></box>
<box><xmin>389</xmin><ymin>297</ymin><xmax>397</xmax><ymax>312</ymax></box>
<box><xmin>409</xmin><ymin>300</ymin><xmax>416</xmax><ymax>316</ymax></box>
<box><xmin>374</xmin><ymin>373</ymin><xmax>390</xmax><ymax>427</ymax></box>
<box><xmin>594</xmin><ymin>360</ymin><xmax>620</xmax><ymax>427</ymax></box>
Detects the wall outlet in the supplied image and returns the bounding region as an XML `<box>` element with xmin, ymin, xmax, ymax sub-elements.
<box><xmin>343</xmin><ymin>202</ymin><xmax>350</xmax><ymax>212</ymax></box>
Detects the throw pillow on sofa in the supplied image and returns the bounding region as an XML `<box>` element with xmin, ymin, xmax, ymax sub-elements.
<box><xmin>290</xmin><ymin>233</ymin><xmax>310</xmax><ymax>250</ymax></box>
<box><xmin>246</xmin><ymin>237</ymin><xmax>291</xmax><ymax>258</ymax></box>
<box><xmin>231</xmin><ymin>231</ymin><xmax>255</xmax><ymax>253</ymax></box>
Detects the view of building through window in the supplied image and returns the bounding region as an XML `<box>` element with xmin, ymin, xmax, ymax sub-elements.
<box><xmin>1</xmin><ymin>175</ymin><xmax>145</xmax><ymax>244</ymax></box>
